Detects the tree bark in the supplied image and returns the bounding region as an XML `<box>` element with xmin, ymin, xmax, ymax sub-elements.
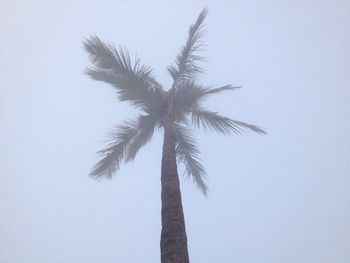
<box><xmin>160</xmin><ymin>119</ymin><xmax>190</xmax><ymax>263</ymax></box>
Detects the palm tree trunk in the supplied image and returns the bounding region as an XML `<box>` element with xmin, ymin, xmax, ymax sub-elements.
<box><xmin>160</xmin><ymin>119</ymin><xmax>190</xmax><ymax>263</ymax></box>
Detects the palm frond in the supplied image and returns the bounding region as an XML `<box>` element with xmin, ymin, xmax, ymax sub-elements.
<box><xmin>173</xmin><ymin>81</ymin><xmax>208</xmax><ymax>111</ymax></box>
<box><xmin>174</xmin><ymin>124</ymin><xmax>208</xmax><ymax>195</ymax></box>
<box><xmin>173</xmin><ymin>81</ymin><xmax>240</xmax><ymax>111</ymax></box>
<box><xmin>230</xmin><ymin>120</ymin><xmax>267</xmax><ymax>134</ymax></box>
<box><xmin>125</xmin><ymin>115</ymin><xmax>158</xmax><ymax>162</ymax></box>
<box><xmin>90</xmin><ymin>118</ymin><xmax>139</xmax><ymax>178</ymax></box>
<box><xmin>191</xmin><ymin>107</ymin><xmax>266</xmax><ymax>134</ymax></box>
<box><xmin>90</xmin><ymin>114</ymin><xmax>160</xmax><ymax>178</ymax></box>
<box><xmin>83</xmin><ymin>36</ymin><xmax>166</xmax><ymax>111</ymax></box>
<box><xmin>167</xmin><ymin>8</ymin><xmax>208</xmax><ymax>86</ymax></box>
<box><xmin>203</xmin><ymin>85</ymin><xmax>241</xmax><ymax>96</ymax></box>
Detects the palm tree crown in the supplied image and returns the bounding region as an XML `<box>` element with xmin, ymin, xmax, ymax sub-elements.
<box><xmin>83</xmin><ymin>8</ymin><xmax>265</xmax><ymax>196</ymax></box>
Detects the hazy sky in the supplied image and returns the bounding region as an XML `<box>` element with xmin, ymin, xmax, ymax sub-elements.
<box><xmin>1</xmin><ymin>1</ymin><xmax>350</xmax><ymax>262</ymax></box>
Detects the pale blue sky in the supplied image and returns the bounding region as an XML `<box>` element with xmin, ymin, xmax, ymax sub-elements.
<box><xmin>1</xmin><ymin>1</ymin><xmax>350</xmax><ymax>262</ymax></box>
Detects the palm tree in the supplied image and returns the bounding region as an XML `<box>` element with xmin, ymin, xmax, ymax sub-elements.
<box><xmin>83</xmin><ymin>8</ymin><xmax>265</xmax><ymax>263</ymax></box>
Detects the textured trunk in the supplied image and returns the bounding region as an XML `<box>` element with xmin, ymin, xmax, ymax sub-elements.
<box><xmin>160</xmin><ymin>119</ymin><xmax>190</xmax><ymax>263</ymax></box>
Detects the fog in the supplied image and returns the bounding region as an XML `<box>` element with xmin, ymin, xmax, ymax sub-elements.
<box><xmin>1</xmin><ymin>1</ymin><xmax>349</xmax><ymax>262</ymax></box>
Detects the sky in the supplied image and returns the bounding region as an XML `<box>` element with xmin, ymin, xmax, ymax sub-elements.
<box><xmin>1</xmin><ymin>0</ymin><xmax>350</xmax><ymax>262</ymax></box>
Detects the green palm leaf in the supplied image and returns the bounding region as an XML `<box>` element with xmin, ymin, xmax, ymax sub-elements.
<box><xmin>174</xmin><ymin>124</ymin><xmax>208</xmax><ymax>195</ymax></box>
<box><xmin>83</xmin><ymin>36</ymin><xmax>166</xmax><ymax>111</ymax></box>
<box><xmin>173</xmin><ymin>81</ymin><xmax>240</xmax><ymax>111</ymax></box>
<box><xmin>90</xmin><ymin>114</ymin><xmax>159</xmax><ymax>177</ymax></box>
<box><xmin>191</xmin><ymin>107</ymin><xmax>266</xmax><ymax>134</ymax></box>
<box><xmin>167</xmin><ymin>8</ymin><xmax>207</xmax><ymax>87</ymax></box>
<box><xmin>90</xmin><ymin>118</ymin><xmax>139</xmax><ymax>178</ymax></box>
<box><xmin>125</xmin><ymin>115</ymin><xmax>158</xmax><ymax>162</ymax></box>
<box><xmin>203</xmin><ymin>85</ymin><xmax>241</xmax><ymax>96</ymax></box>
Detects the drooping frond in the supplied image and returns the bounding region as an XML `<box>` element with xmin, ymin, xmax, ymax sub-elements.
<box><xmin>90</xmin><ymin>118</ymin><xmax>139</xmax><ymax>178</ymax></box>
<box><xmin>125</xmin><ymin>115</ymin><xmax>158</xmax><ymax>162</ymax></box>
<box><xmin>90</xmin><ymin>114</ymin><xmax>159</xmax><ymax>178</ymax></box>
<box><xmin>174</xmin><ymin>124</ymin><xmax>208</xmax><ymax>195</ymax></box>
<box><xmin>83</xmin><ymin>36</ymin><xmax>166</xmax><ymax>111</ymax></box>
<box><xmin>173</xmin><ymin>81</ymin><xmax>240</xmax><ymax>111</ymax></box>
<box><xmin>191</xmin><ymin>107</ymin><xmax>266</xmax><ymax>134</ymax></box>
<box><xmin>167</xmin><ymin>8</ymin><xmax>208</xmax><ymax>86</ymax></box>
